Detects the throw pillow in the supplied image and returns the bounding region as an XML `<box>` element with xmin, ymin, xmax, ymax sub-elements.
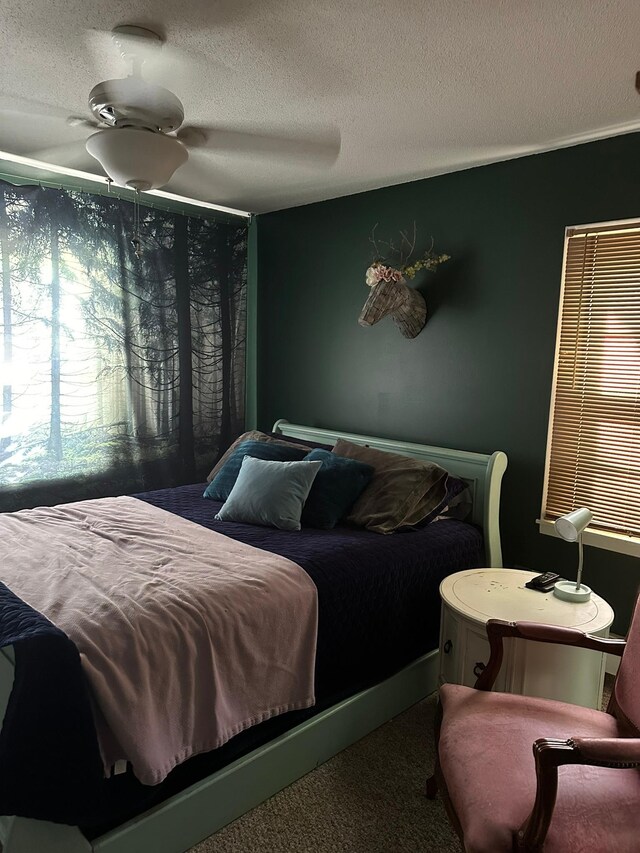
<box><xmin>416</xmin><ymin>474</ymin><xmax>471</xmax><ymax>526</ymax></box>
<box><xmin>301</xmin><ymin>449</ymin><xmax>374</xmax><ymax>529</ymax></box>
<box><xmin>204</xmin><ymin>439</ymin><xmax>309</xmax><ymax>501</ymax></box>
<box><xmin>206</xmin><ymin>430</ymin><xmax>311</xmax><ymax>483</ymax></box>
<box><xmin>268</xmin><ymin>432</ymin><xmax>335</xmax><ymax>452</ymax></box>
<box><xmin>215</xmin><ymin>456</ymin><xmax>322</xmax><ymax>531</ymax></box>
<box><xmin>332</xmin><ymin>439</ymin><xmax>448</xmax><ymax>534</ymax></box>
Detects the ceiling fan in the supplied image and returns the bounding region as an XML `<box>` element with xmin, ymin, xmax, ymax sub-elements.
<box><xmin>5</xmin><ymin>24</ymin><xmax>341</xmax><ymax>194</ymax></box>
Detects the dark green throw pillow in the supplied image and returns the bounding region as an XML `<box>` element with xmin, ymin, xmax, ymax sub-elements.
<box><xmin>203</xmin><ymin>440</ymin><xmax>308</xmax><ymax>502</ymax></box>
<box><xmin>301</xmin><ymin>449</ymin><xmax>374</xmax><ymax>530</ymax></box>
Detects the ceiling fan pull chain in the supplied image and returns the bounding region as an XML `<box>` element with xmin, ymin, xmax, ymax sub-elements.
<box><xmin>131</xmin><ymin>188</ymin><xmax>142</xmax><ymax>259</ymax></box>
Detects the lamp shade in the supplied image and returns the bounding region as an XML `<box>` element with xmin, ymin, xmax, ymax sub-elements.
<box><xmin>554</xmin><ymin>507</ymin><xmax>593</xmax><ymax>542</ymax></box>
<box><xmin>85</xmin><ymin>127</ymin><xmax>188</xmax><ymax>191</ymax></box>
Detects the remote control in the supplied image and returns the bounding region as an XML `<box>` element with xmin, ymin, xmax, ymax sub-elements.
<box><xmin>533</xmin><ymin>572</ymin><xmax>559</xmax><ymax>586</ymax></box>
<box><xmin>525</xmin><ymin>572</ymin><xmax>560</xmax><ymax>592</ymax></box>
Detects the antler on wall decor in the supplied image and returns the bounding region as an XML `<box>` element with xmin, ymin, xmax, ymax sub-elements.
<box><xmin>358</xmin><ymin>224</ymin><xmax>450</xmax><ymax>339</ymax></box>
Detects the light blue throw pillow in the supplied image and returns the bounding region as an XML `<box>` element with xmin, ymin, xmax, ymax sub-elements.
<box><xmin>215</xmin><ymin>456</ymin><xmax>322</xmax><ymax>531</ymax></box>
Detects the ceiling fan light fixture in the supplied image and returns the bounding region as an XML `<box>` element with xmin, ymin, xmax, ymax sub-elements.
<box><xmin>85</xmin><ymin>127</ymin><xmax>188</xmax><ymax>191</ymax></box>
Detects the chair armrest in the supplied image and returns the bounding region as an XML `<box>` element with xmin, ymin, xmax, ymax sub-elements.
<box><xmin>474</xmin><ymin>619</ymin><xmax>625</xmax><ymax>691</ymax></box>
<box><xmin>496</xmin><ymin>621</ymin><xmax>625</xmax><ymax>654</ymax></box>
<box><xmin>517</xmin><ymin>737</ymin><xmax>640</xmax><ymax>850</ymax></box>
<box><xmin>569</xmin><ymin>737</ymin><xmax>640</xmax><ymax>767</ymax></box>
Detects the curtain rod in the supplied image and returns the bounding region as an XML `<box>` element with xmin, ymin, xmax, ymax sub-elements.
<box><xmin>0</xmin><ymin>150</ymin><xmax>252</xmax><ymax>220</ymax></box>
<box><xmin>0</xmin><ymin>171</ymin><xmax>249</xmax><ymax>225</ymax></box>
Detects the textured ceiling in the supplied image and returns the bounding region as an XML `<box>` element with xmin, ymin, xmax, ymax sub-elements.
<box><xmin>1</xmin><ymin>0</ymin><xmax>640</xmax><ymax>214</ymax></box>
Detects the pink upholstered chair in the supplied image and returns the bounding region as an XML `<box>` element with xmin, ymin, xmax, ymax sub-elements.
<box><xmin>426</xmin><ymin>593</ymin><xmax>640</xmax><ymax>852</ymax></box>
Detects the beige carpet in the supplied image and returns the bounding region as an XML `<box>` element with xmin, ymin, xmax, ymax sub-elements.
<box><xmin>190</xmin><ymin>677</ymin><xmax>615</xmax><ymax>853</ymax></box>
<box><xmin>190</xmin><ymin>693</ymin><xmax>461</xmax><ymax>853</ymax></box>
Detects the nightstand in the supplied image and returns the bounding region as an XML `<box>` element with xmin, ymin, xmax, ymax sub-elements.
<box><xmin>439</xmin><ymin>568</ymin><xmax>614</xmax><ymax>709</ymax></box>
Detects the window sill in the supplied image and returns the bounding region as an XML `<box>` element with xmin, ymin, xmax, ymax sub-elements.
<box><xmin>538</xmin><ymin>519</ymin><xmax>640</xmax><ymax>558</ymax></box>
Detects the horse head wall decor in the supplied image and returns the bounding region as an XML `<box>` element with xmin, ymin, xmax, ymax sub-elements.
<box><xmin>359</xmin><ymin>225</ymin><xmax>450</xmax><ymax>340</ymax></box>
<box><xmin>358</xmin><ymin>272</ymin><xmax>427</xmax><ymax>339</ymax></box>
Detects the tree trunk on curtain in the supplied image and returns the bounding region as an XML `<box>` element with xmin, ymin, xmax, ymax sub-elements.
<box><xmin>218</xmin><ymin>231</ymin><xmax>234</xmax><ymax>452</ymax></box>
<box><xmin>116</xmin><ymin>222</ymin><xmax>137</xmax><ymax>438</ymax></box>
<box><xmin>174</xmin><ymin>215</ymin><xmax>195</xmax><ymax>480</ymax></box>
<box><xmin>48</xmin><ymin>224</ymin><xmax>62</xmax><ymax>461</ymax></box>
<box><xmin>0</xmin><ymin>186</ymin><xmax>12</xmax><ymax>453</ymax></box>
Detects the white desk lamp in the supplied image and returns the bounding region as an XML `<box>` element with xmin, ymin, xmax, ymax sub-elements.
<box><xmin>553</xmin><ymin>507</ymin><xmax>593</xmax><ymax>602</ymax></box>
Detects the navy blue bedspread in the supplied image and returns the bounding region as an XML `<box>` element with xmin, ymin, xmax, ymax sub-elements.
<box><xmin>0</xmin><ymin>585</ymin><xmax>105</xmax><ymax>823</ymax></box>
<box><xmin>0</xmin><ymin>484</ymin><xmax>483</xmax><ymax>830</ymax></box>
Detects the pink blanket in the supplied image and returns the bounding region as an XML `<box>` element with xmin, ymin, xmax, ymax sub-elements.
<box><xmin>0</xmin><ymin>497</ymin><xmax>318</xmax><ymax>784</ymax></box>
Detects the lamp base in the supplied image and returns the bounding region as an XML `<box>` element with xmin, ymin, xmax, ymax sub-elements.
<box><xmin>553</xmin><ymin>580</ymin><xmax>592</xmax><ymax>603</ymax></box>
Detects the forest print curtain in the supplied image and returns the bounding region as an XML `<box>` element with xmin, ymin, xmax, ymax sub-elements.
<box><xmin>0</xmin><ymin>180</ymin><xmax>247</xmax><ymax>512</ymax></box>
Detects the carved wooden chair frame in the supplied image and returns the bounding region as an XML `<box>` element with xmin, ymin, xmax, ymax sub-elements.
<box><xmin>426</xmin><ymin>618</ymin><xmax>640</xmax><ymax>852</ymax></box>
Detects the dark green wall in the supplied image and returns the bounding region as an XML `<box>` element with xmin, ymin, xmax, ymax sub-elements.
<box><xmin>257</xmin><ymin>133</ymin><xmax>640</xmax><ymax>633</ymax></box>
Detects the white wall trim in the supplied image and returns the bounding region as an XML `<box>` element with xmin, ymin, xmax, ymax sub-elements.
<box><xmin>538</xmin><ymin>519</ymin><xmax>640</xmax><ymax>558</ymax></box>
<box><xmin>0</xmin><ymin>150</ymin><xmax>252</xmax><ymax>219</ymax></box>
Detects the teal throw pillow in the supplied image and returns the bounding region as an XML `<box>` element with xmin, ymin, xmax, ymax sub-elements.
<box><xmin>215</xmin><ymin>456</ymin><xmax>322</xmax><ymax>531</ymax></box>
<box><xmin>301</xmin><ymin>449</ymin><xmax>375</xmax><ymax>529</ymax></box>
<box><xmin>204</xmin><ymin>439</ymin><xmax>308</xmax><ymax>501</ymax></box>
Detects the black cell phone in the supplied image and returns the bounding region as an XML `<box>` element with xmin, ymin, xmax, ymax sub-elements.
<box><xmin>525</xmin><ymin>572</ymin><xmax>560</xmax><ymax>593</ymax></box>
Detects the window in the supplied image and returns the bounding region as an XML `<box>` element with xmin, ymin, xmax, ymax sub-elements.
<box><xmin>540</xmin><ymin>218</ymin><xmax>640</xmax><ymax>557</ymax></box>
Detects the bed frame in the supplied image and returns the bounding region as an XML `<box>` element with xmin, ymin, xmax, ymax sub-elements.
<box><xmin>0</xmin><ymin>421</ymin><xmax>507</xmax><ymax>853</ymax></box>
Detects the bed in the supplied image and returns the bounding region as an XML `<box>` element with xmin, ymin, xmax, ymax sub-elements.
<box><xmin>0</xmin><ymin>420</ymin><xmax>507</xmax><ymax>853</ymax></box>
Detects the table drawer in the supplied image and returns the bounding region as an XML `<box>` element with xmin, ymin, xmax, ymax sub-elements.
<box><xmin>439</xmin><ymin>605</ymin><xmax>459</xmax><ymax>684</ymax></box>
<box><xmin>461</xmin><ymin>625</ymin><xmax>491</xmax><ymax>687</ymax></box>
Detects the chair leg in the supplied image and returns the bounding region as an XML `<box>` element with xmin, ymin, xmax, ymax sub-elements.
<box><xmin>426</xmin><ymin>698</ymin><xmax>444</xmax><ymax>800</ymax></box>
<box><xmin>425</xmin><ymin>773</ymin><xmax>438</xmax><ymax>799</ymax></box>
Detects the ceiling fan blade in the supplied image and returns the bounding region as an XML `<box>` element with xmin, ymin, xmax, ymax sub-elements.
<box><xmin>175</xmin><ymin>15</ymin><xmax>349</xmax><ymax>98</ymax></box>
<box><xmin>66</xmin><ymin>116</ymin><xmax>100</xmax><ymax>131</ymax></box>
<box><xmin>180</xmin><ymin>126</ymin><xmax>341</xmax><ymax>168</ymax></box>
<box><xmin>0</xmin><ymin>94</ymin><xmax>72</xmax><ymax>120</ymax></box>
<box><xmin>83</xmin><ymin>28</ymin><xmax>227</xmax><ymax>98</ymax></box>
<box><xmin>28</xmin><ymin>139</ymin><xmax>96</xmax><ymax>170</ymax></box>
<box><xmin>174</xmin><ymin>126</ymin><xmax>209</xmax><ymax>147</ymax></box>
<box><xmin>168</xmin><ymin>151</ymin><xmax>245</xmax><ymax>202</ymax></box>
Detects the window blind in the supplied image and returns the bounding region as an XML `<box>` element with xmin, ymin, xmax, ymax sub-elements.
<box><xmin>542</xmin><ymin>220</ymin><xmax>640</xmax><ymax>545</ymax></box>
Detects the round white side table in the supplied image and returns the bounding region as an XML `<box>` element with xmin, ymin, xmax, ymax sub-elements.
<box><xmin>439</xmin><ymin>568</ymin><xmax>614</xmax><ymax>709</ymax></box>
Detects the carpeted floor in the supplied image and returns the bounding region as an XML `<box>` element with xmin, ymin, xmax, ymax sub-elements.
<box><xmin>189</xmin><ymin>692</ymin><xmax>460</xmax><ymax>853</ymax></box>
<box><xmin>190</xmin><ymin>677</ymin><xmax>615</xmax><ymax>853</ymax></box>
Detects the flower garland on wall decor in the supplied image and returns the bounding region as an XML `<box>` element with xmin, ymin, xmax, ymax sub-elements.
<box><xmin>359</xmin><ymin>223</ymin><xmax>450</xmax><ymax>339</ymax></box>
